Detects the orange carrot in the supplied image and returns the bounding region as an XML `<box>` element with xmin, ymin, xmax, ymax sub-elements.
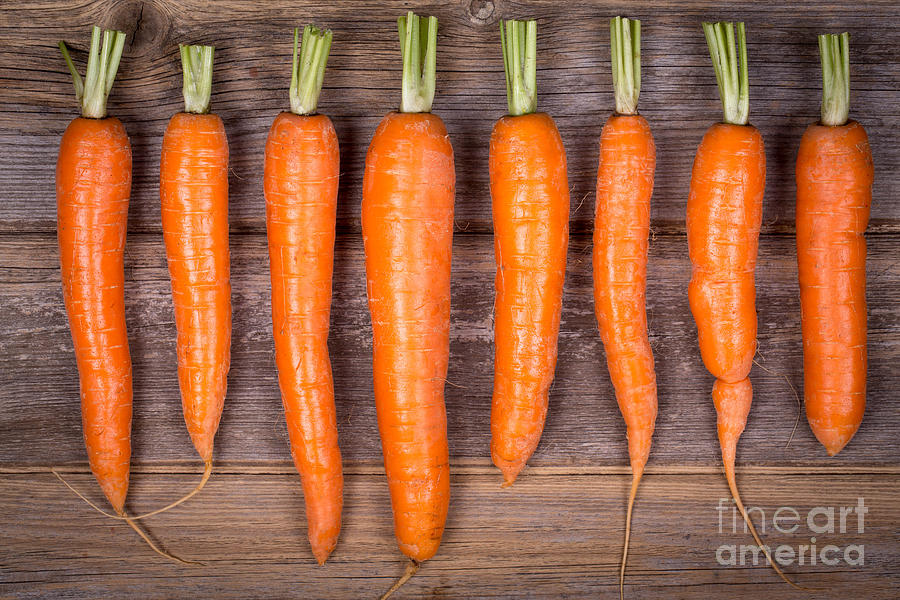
<box><xmin>490</xmin><ymin>19</ymin><xmax>569</xmax><ymax>486</ymax></box>
<box><xmin>160</xmin><ymin>44</ymin><xmax>229</xmax><ymax>492</ymax></box>
<box><xmin>690</xmin><ymin>22</ymin><xmax>808</xmax><ymax>589</ymax></box>
<box><xmin>796</xmin><ymin>33</ymin><xmax>872</xmax><ymax>456</ymax></box>
<box><xmin>57</xmin><ymin>26</ymin><xmax>190</xmax><ymax>563</ymax></box>
<box><xmin>362</xmin><ymin>13</ymin><xmax>454</xmax><ymax>597</ymax></box>
<box><xmin>264</xmin><ymin>25</ymin><xmax>343</xmax><ymax>565</ymax></box>
<box><xmin>592</xmin><ymin>17</ymin><xmax>657</xmax><ymax>597</ymax></box>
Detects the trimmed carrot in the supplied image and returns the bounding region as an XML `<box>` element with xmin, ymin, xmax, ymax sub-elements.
<box><xmin>57</xmin><ymin>26</ymin><xmax>190</xmax><ymax>563</ymax></box>
<box><xmin>690</xmin><ymin>22</ymin><xmax>809</xmax><ymax>589</ymax></box>
<box><xmin>160</xmin><ymin>44</ymin><xmax>229</xmax><ymax>489</ymax></box>
<box><xmin>362</xmin><ymin>13</ymin><xmax>454</xmax><ymax>597</ymax></box>
<box><xmin>264</xmin><ymin>25</ymin><xmax>343</xmax><ymax>565</ymax></box>
<box><xmin>796</xmin><ymin>33</ymin><xmax>872</xmax><ymax>456</ymax></box>
<box><xmin>57</xmin><ymin>26</ymin><xmax>131</xmax><ymax>516</ymax></box>
<box><xmin>490</xmin><ymin>19</ymin><xmax>569</xmax><ymax>486</ymax></box>
<box><xmin>592</xmin><ymin>17</ymin><xmax>657</xmax><ymax>597</ymax></box>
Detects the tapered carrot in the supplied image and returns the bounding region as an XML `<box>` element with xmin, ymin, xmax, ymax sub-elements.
<box><xmin>592</xmin><ymin>17</ymin><xmax>657</xmax><ymax>597</ymax></box>
<box><xmin>490</xmin><ymin>19</ymin><xmax>569</xmax><ymax>486</ymax></box>
<box><xmin>796</xmin><ymin>33</ymin><xmax>872</xmax><ymax>456</ymax></box>
<box><xmin>56</xmin><ymin>26</ymin><xmax>189</xmax><ymax>563</ymax></box>
<box><xmin>264</xmin><ymin>25</ymin><xmax>343</xmax><ymax>564</ymax></box>
<box><xmin>160</xmin><ymin>43</ymin><xmax>229</xmax><ymax>497</ymax></box>
<box><xmin>690</xmin><ymin>22</ymin><xmax>807</xmax><ymax>589</ymax></box>
<box><xmin>362</xmin><ymin>12</ymin><xmax>454</xmax><ymax>598</ymax></box>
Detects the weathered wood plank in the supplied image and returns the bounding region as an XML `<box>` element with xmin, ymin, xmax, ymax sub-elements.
<box><xmin>1</xmin><ymin>470</ymin><xmax>897</xmax><ymax>598</ymax></box>
<box><xmin>1</xmin><ymin>232</ymin><xmax>897</xmax><ymax>467</ymax></box>
<box><xmin>1</xmin><ymin>0</ymin><xmax>899</xmax><ymax>233</ymax></box>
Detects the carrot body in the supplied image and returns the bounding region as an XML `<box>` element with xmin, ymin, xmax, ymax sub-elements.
<box><xmin>265</xmin><ymin>111</ymin><xmax>343</xmax><ymax>563</ymax></box>
<box><xmin>593</xmin><ymin>113</ymin><xmax>657</xmax><ymax>477</ymax></box>
<box><xmin>796</xmin><ymin>120</ymin><xmax>872</xmax><ymax>455</ymax></box>
<box><xmin>57</xmin><ymin>116</ymin><xmax>132</xmax><ymax>513</ymax></box>
<box><xmin>362</xmin><ymin>111</ymin><xmax>454</xmax><ymax>562</ymax></box>
<box><xmin>490</xmin><ymin>112</ymin><xmax>569</xmax><ymax>485</ymax></box>
<box><xmin>160</xmin><ymin>112</ymin><xmax>231</xmax><ymax>464</ymax></box>
<box><xmin>688</xmin><ymin>123</ymin><xmax>764</xmax><ymax>384</ymax></box>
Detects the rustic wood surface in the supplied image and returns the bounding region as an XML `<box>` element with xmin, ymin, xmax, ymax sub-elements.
<box><xmin>1</xmin><ymin>0</ymin><xmax>898</xmax><ymax>598</ymax></box>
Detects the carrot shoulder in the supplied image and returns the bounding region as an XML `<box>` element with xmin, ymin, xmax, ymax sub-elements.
<box><xmin>593</xmin><ymin>17</ymin><xmax>657</xmax><ymax>598</ymax></box>
<box><xmin>161</xmin><ymin>44</ymin><xmax>230</xmax><ymax>468</ymax></box>
<box><xmin>265</xmin><ymin>25</ymin><xmax>343</xmax><ymax>565</ymax></box>
<box><xmin>363</xmin><ymin>13</ymin><xmax>453</xmax><ymax>575</ymax></box>
<box><xmin>490</xmin><ymin>19</ymin><xmax>569</xmax><ymax>487</ymax></box>
<box><xmin>796</xmin><ymin>33</ymin><xmax>871</xmax><ymax>456</ymax></box>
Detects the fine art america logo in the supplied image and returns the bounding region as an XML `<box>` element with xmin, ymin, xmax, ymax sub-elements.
<box><xmin>716</xmin><ymin>498</ymin><xmax>867</xmax><ymax>567</ymax></box>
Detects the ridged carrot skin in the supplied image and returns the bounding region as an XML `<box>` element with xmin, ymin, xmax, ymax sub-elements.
<box><xmin>57</xmin><ymin>116</ymin><xmax>132</xmax><ymax>513</ymax></box>
<box><xmin>687</xmin><ymin>123</ymin><xmax>765</xmax><ymax>384</ymax></box>
<box><xmin>362</xmin><ymin>111</ymin><xmax>454</xmax><ymax>562</ymax></box>
<box><xmin>796</xmin><ymin>120</ymin><xmax>872</xmax><ymax>455</ymax></box>
<box><xmin>264</xmin><ymin>111</ymin><xmax>343</xmax><ymax>564</ymax></box>
<box><xmin>160</xmin><ymin>112</ymin><xmax>231</xmax><ymax>464</ymax></box>
<box><xmin>593</xmin><ymin>114</ymin><xmax>657</xmax><ymax>476</ymax></box>
<box><xmin>490</xmin><ymin>112</ymin><xmax>569</xmax><ymax>485</ymax></box>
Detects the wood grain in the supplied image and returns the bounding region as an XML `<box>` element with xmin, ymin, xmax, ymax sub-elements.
<box><xmin>2</xmin><ymin>470</ymin><xmax>897</xmax><ymax>598</ymax></box>
<box><xmin>1</xmin><ymin>233</ymin><xmax>897</xmax><ymax>468</ymax></box>
<box><xmin>1</xmin><ymin>0</ymin><xmax>898</xmax><ymax>234</ymax></box>
<box><xmin>1</xmin><ymin>1</ymin><xmax>898</xmax><ymax>597</ymax></box>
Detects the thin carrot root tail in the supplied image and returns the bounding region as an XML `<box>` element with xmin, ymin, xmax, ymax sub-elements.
<box><xmin>380</xmin><ymin>558</ymin><xmax>420</xmax><ymax>600</ymax></box>
<box><xmin>119</xmin><ymin>510</ymin><xmax>203</xmax><ymax>566</ymax></box>
<box><xmin>128</xmin><ymin>460</ymin><xmax>212</xmax><ymax>520</ymax></box>
<box><xmin>619</xmin><ymin>465</ymin><xmax>644</xmax><ymax>600</ymax></box>
<box><xmin>721</xmin><ymin>455</ymin><xmax>819</xmax><ymax>592</ymax></box>
<box><xmin>51</xmin><ymin>468</ymin><xmax>124</xmax><ymax>519</ymax></box>
<box><xmin>311</xmin><ymin>539</ymin><xmax>335</xmax><ymax>566</ymax></box>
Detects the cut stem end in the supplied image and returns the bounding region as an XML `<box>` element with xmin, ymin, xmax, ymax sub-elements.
<box><xmin>610</xmin><ymin>17</ymin><xmax>641</xmax><ymax>115</ymax></box>
<box><xmin>500</xmin><ymin>19</ymin><xmax>537</xmax><ymax>116</ymax></box>
<box><xmin>58</xmin><ymin>26</ymin><xmax>127</xmax><ymax>119</ymax></box>
<box><xmin>819</xmin><ymin>32</ymin><xmax>850</xmax><ymax>127</ymax></box>
<box><xmin>702</xmin><ymin>21</ymin><xmax>749</xmax><ymax>125</ymax></box>
<box><xmin>398</xmin><ymin>12</ymin><xmax>438</xmax><ymax>113</ymax></box>
<box><xmin>290</xmin><ymin>25</ymin><xmax>333</xmax><ymax>115</ymax></box>
<box><xmin>180</xmin><ymin>44</ymin><xmax>215</xmax><ymax>114</ymax></box>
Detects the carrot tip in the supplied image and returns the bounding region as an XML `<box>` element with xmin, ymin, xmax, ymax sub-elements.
<box><xmin>380</xmin><ymin>558</ymin><xmax>420</xmax><ymax>600</ymax></box>
<box><xmin>495</xmin><ymin>458</ymin><xmax>525</xmax><ymax>487</ymax></box>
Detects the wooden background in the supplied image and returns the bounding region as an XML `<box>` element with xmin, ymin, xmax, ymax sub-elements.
<box><xmin>1</xmin><ymin>0</ymin><xmax>898</xmax><ymax>597</ymax></box>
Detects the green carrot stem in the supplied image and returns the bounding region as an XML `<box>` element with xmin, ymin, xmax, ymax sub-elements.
<box><xmin>290</xmin><ymin>25</ymin><xmax>333</xmax><ymax>115</ymax></box>
<box><xmin>819</xmin><ymin>32</ymin><xmax>850</xmax><ymax>127</ymax></box>
<box><xmin>58</xmin><ymin>26</ymin><xmax>127</xmax><ymax>119</ymax></box>
<box><xmin>610</xmin><ymin>16</ymin><xmax>641</xmax><ymax>115</ymax></box>
<box><xmin>397</xmin><ymin>11</ymin><xmax>438</xmax><ymax>113</ymax></box>
<box><xmin>702</xmin><ymin>21</ymin><xmax>749</xmax><ymax>126</ymax></box>
<box><xmin>180</xmin><ymin>44</ymin><xmax>215</xmax><ymax>114</ymax></box>
<box><xmin>500</xmin><ymin>19</ymin><xmax>537</xmax><ymax>116</ymax></box>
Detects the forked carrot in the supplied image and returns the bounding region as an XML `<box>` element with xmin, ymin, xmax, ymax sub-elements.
<box><xmin>265</xmin><ymin>25</ymin><xmax>343</xmax><ymax>564</ymax></box>
<box><xmin>796</xmin><ymin>33</ymin><xmax>872</xmax><ymax>456</ymax></box>
<box><xmin>362</xmin><ymin>12</ymin><xmax>454</xmax><ymax>599</ymax></box>
<box><xmin>690</xmin><ymin>21</ymin><xmax>809</xmax><ymax>589</ymax></box>
<box><xmin>592</xmin><ymin>17</ymin><xmax>657</xmax><ymax>597</ymax></box>
<box><xmin>490</xmin><ymin>19</ymin><xmax>570</xmax><ymax>487</ymax></box>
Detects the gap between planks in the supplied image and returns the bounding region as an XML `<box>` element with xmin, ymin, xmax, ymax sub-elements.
<box><xmin>4</xmin><ymin>462</ymin><xmax>898</xmax><ymax>476</ymax></box>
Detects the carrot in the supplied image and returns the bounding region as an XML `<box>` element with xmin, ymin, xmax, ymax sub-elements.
<box><xmin>592</xmin><ymin>17</ymin><xmax>657</xmax><ymax>597</ymax></box>
<box><xmin>490</xmin><ymin>19</ymin><xmax>569</xmax><ymax>486</ymax></box>
<box><xmin>362</xmin><ymin>13</ymin><xmax>454</xmax><ymax>598</ymax></box>
<box><xmin>690</xmin><ymin>22</ymin><xmax>809</xmax><ymax>589</ymax></box>
<box><xmin>796</xmin><ymin>33</ymin><xmax>872</xmax><ymax>456</ymax></box>
<box><xmin>56</xmin><ymin>26</ymin><xmax>190</xmax><ymax>563</ymax></box>
<box><xmin>264</xmin><ymin>25</ymin><xmax>343</xmax><ymax>565</ymax></box>
<box><xmin>160</xmin><ymin>44</ymin><xmax>229</xmax><ymax>495</ymax></box>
